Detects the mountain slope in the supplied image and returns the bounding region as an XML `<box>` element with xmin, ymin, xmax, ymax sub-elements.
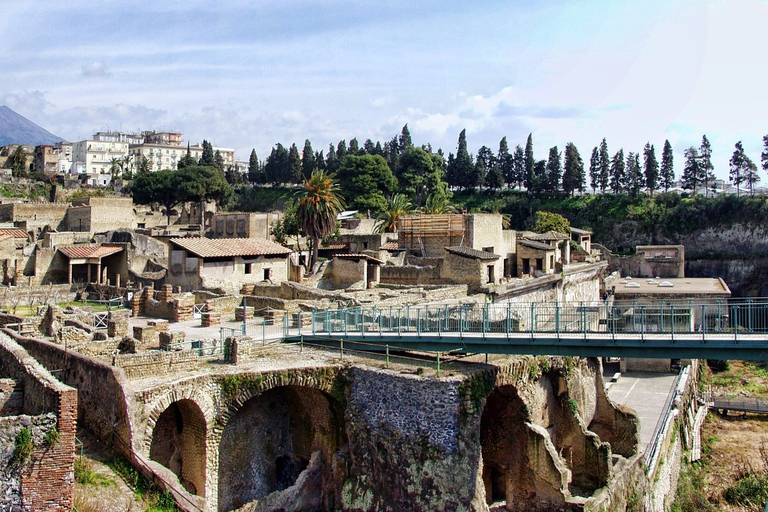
<box><xmin>0</xmin><ymin>106</ymin><xmax>64</xmax><ymax>146</ymax></box>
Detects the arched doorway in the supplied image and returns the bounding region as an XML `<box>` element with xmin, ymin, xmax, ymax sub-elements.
<box><xmin>149</xmin><ymin>399</ymin><xmax>207</xmax><ymax>496</ymax></box>
<box><xmin>218</xmin><ymin>385</ymin><xmax>346</xmax><ymax>511</ymax></box>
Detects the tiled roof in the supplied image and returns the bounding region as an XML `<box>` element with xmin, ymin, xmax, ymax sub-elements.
<box><xmin>445</xmin><ymin>246</ymin><xmax>500</xmax><ymax>260</ymax></box>
<box><xmin>570</xmin><ymin>227</ymin><xmax>592</xmax><ymax>236</ymax></box>
<box><xmin>320</xmin><ymin>242</ymin><xmax>347</xmax><ymax>250</ymax></box>
<box><xmin>335</xmin><ymin>253</ymin><xmax>384</xmax><ymax>264</ymax></box>
<box><xmin>0</xmin><ymin>228</ymin><xmax>28</xmax><ymax>239</ymax></box>
<box><xmin>170</xmin><ymin>237</ymin><xmax>291</xmax><ymax>258</ymax></box>
<box><xmin>380</xmin><ymin>241</ymin><xmax>400</xmax><ymax>251</ymax></box>
<box><xmin>58</xmin><ymin>245</ymin><xmax>123</xmax><ymax>259</ymax></box>
<box><xmin>522</xmin><ymin>230</ymin><xmax>569</xmax><ymax>241</ymax></box>
<box><xmin>518</xmin><ymin>240</ymin><xmax>556</xmax><ymax>251</ymax></box>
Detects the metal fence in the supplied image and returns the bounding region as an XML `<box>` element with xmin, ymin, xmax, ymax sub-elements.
<box><xmin>302</xmin><ymin>299</ymin><xmax>768</xmax><ymax>338</ymax></box>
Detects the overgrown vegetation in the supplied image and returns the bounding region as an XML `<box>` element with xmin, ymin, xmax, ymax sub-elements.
<box><xmin>106</xmin><ymin>454</ymin><xmax>179</xmax><ymax>511</ymax></box>
<box><xmin>12</xmin><ymin>427</ymin><xmax>33</xmax><ymax>464</ymax></box>
<box><xmin>44</xmin><ymin>427</ymin><xmax>59</xmax><ymax>447</ymax></box>
<box><xmin>220</xmin><ymin>373</ymin><xmax>266</xmax><ymax>398</ymax></box>
<box><xmin>74</xmin><ymin>457</ymin><xmax>114</xmax><ymax>487</ymax></box>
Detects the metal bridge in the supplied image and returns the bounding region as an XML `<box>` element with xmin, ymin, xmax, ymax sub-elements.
<box><xmin>282</xmin><ymin>298</ymin><xmax>768</xmax><ymax>361</ymax></box>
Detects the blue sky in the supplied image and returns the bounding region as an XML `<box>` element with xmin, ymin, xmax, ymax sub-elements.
<box><xmin>2</xmin><ymin>0</ymin><xmax>768</xmax><ymax>181</ymax></box>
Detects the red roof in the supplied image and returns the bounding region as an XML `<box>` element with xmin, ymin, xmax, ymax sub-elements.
<box><xmin>380</xmin><ymin>241</ymin><xmax>400</xmax><ymax>251</ymax></box>
<box><xmin>58</xmin><ymin>245</ymin><xmax>123</xmax><ymax>259</ymax></box>
<box><xmin>170</xmin><ymin>237</ymin><xmax>291</xmax><ymax>258</ymax></box>
<box><xmin>0</xmin><ymin>228</ymin><xmax>29</xmax><ymax>239</ymax></box>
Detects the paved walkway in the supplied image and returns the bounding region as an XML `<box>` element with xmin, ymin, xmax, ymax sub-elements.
<box><xmin>607</xmin><ymin>372</ymin><xmax>679</xmax><ymax>451</ymax></box>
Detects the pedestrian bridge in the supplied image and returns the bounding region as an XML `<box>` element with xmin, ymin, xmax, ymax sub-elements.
<box><xmin>281</xmin><ymin>299</ymin><xmax>768</xmax><ymax>361</ymax></box>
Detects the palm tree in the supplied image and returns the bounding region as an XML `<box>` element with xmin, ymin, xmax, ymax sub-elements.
<box><xmin>376</xmin><ymin>194</ymin><xmax>413</xmax><ymax>233</ymax></box>
<box><xmin>420</xmin><ymin>193</ymin><xmax>453</xmax><ymax>215</ymax></box>
<box><xmin>109</xmin><ymin>157</ymin><xmax>120</xmax><ymax>180</ymax></box>
<box><xmin>120</xmin><ymin>155</ymin><xmax>133</xmax><ymax>178</ymax></box>
<box><xmin>296</xmin><ymin>170</ymin><xmax>345</xmax><ymax>272</ymax></box>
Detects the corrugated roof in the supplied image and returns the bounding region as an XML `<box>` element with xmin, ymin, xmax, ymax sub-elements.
<box><xmin>170</xmin><ymin>237</ymin><xmax>291</xmax><ymax>258</ymax></box>
<box><xmin>0</xmin><ymin>228</ymin><xmax>28</xmax><ymax>239</ymax></box>
<box><xmin>445</xmin><ymin>246</ymin><xmax>500</xmax><ymax>260</ymax></box>
<box><xmin>518</xmin><ymin>240</ymin><xmax>556</xmax><ymax>251</ymax></box>
<box><xmin>58</xmin><ymin>245</ymin><xmax>123</xmax><ymax>259</ymax></box>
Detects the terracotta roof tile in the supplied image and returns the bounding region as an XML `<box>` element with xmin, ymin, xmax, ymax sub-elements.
<box><xmin>380</xmin><ymin>241</ymin><xmax>400</xmax><ymax>251</ymax></box>
<box><xmin>518</xmin><ymin>240</ymin><xmax>556</xmax><ymax>251</ymax></box>
<box><xmin>0</xmin><ymin>228</ymin><xmax>28</xmax><ymax>239</ymax></box>
<box><xmin>58</xmin><ymin>245</ymin><xmax>123</xmax><ymax>259</ymax></box>
<box><xmin>335</xmin><ymin>253</ymin><xmax>384</xmax><ymax>264</ymax></box>
<box><xmin>522</xmin><ymin>230</ymin><xmax>569</xmax><ymax>241</ymax></box>
<box><xmin>170</xmin><ymin>237</ymin><xmax>291</xmax><ymax>258</ymax></box>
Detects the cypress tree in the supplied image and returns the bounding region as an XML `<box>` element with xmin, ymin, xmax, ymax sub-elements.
<box><xmin>643</xmin><ymin>143</ymin><xmax>659</xmax><ymax>196</ymax></box>
<box><xmin>660</xmin><ymin>140</ymin><xmax>675</xmax><ymax>191</ymax></box>
<box><xmin>562</xmin><ymin>142</ymin><xmax>584</xmax><ymax>196</ymax></box>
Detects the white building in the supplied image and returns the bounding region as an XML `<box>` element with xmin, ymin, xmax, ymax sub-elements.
<box><xmin>72</xmin><ymin>140</ymin><xmax>128</xmax><ymax>175</ymax></box>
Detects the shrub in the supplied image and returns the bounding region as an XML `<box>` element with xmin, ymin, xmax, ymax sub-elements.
<box><xmin>13</xmin><ymin>428</ymin><xmax>33</xmax><ymax>464</ymax></box>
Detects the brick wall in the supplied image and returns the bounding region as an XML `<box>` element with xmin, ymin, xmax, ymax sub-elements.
<box><xmin>0</xmin><ymin>333</ymin><xmax>77</xmax><ymax>512</ymax></box>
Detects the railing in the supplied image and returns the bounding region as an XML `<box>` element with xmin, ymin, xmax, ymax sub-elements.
<box><xmin>301</xmin><ymin>298</ymin><xmax>768</xmax><ymax>338</ymax></box>
<box><xmin>644</xmin><ymin>367</ymin><xmax>685</xmax><ymax>469</ymax></box>
<box><xmin>220</xmin><ymin>316</ymin><xmax>288</xmax><ymax>345</ymax></box>
<box><xmin>93</xmin><ymin>312</ymin><xmax>108</xmax><ymax>329</ymax></box>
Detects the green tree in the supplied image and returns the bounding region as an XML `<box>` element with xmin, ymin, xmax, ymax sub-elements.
<box><xmin>531</xmin><ymin>159</ymin><xmax>547</xmax><ymax>195</ymax></box>
<box><xmin>109</xmin><ymin>157</ymin><xmax>121</xmax><ymax>180</ymax></box>
<box><xmin>729</xmin><ymin>141</ymin><xmax>759</xmax><ymax>197</ymax></box>
<box><xmin>660</xmin><ymin>139</ymin><xmax>675</xmax><ymax>191</ymax></box>
<box><xmin>524</xmin><ymin>134</ymin><xmax>535</xmax><ymax>193</ymax></box>
<box><xmin>562</xmin><ymin>142</ymin><xmax>584</xmax><ymax>196</ymax></box>
<box><xmin>589</xmin><ymin>146</ymin><xmax>600</xmax><ymax>193</ymax></box>
<box><xmin>498</xmin><ymin>137</ymin><xmax>514</xmax><ymax>188</ymax></box>
<box><xmin>512</xmin><ymin>144</ymin><xmax>525</xmax><ymax>189</ymax></box>
<box><xmin>545</xmin><ymin>146</ymin><xmax>562</xmax><ymax>194</ymax></box>
<box><xmin>265</xmin><ymin>143</ymin><xmax>289</xmax><ymax>185</ymax></box>
<box><xmin>399</xmin><ymin>124</ymin><xmax>413</xmax><ymax>151</ymax></box>
<box><xmin>247</xmin><ymin>149</ymin><xmax>263</xmax><ymax>184</ymax></box>
<box><xmin>532</xmin><ymin>211</ymin><xmax>570</xmax><ymax>234</ymax></box>
<box><xmin>446</xmin><ymin>129</ymin><xmax>473</xmax><ymax>190</ymax></box>
<box><xmin>474</xmin><ymin>145</ymin><xmax>494</xmax><ymax>190</ymax></box>
<box><xmin>129</xmin><ymin>168</ymin><xmax>183</xmax><ymax>225</ymax></box>
<box><xmin>177</xmin><ymin>144</ymin><xmax>196</xmax><ymax>170</ymax></box>
<box><xmin>301</xmin><ymin>139</ymin><xmax>316</xmax><ymax>179</ymax></box>
<box><xmin>682</xmin><ymin>146</ymin><xmax>703</xmax><ymax>195</ymax></box>
<box><xmin>643</xmin><ymin>143</ymin><xmax>659</xmax><ymax>196</ymax></box>
<box><xmin>762</xmin><ymin>135</ymin><xmax>768</xmax><ymax>178</ymax></box>
<box><xmin>421</xmin><ymin>192</ymin><xmax>454</xmax><ymax>214</ymax></box>
<box><xmin>625</xmin><ymin>152</ymin><xmax>643</xmax><ymax>197</ymax></box>
<box><xmin>120</xmin><ymin>154</ymin><xmax>134</xmax><ymax>178</ymax></box>
<box><xmin>137</xmin><ymin>155</ymin><xmax>150</xmax><ymax>174</ymax></box>
<box><xmin>375</xmin><ymin>194</ymin><xmax>413</xmax><ymax>233</ymax></box>
<box><xmin>177</xmin><ymin>166</ymin><xmax>234</xmax><ymax>221</ymax></box>
<box><xmin>288</xmin><ymin>143</ymin><xmax>302</xmax><ymax>184</ymax></box>
<box><xmin>214</xmin><ymin>150</ymin><xmax>225</xmax><ymax>172</ymax></box>
<box><xmin>609</xmin><ymin>149</ymin><xmax>625</xmax><ymax>193</ymax></box>
<box><xmin>397</xmin><ymin>146</ymin><xmax>448</xmax><ymax>207</ymax></box>
<box><xmin>7</xmin><ymin>147</ymin><xmax>28</xmax><ymax>178</ymax></box>
<box><xmin>336</xmin><ymin>154</ymin><xmax>397</xmax><ymax>214</ymax></box>
<box><xmin>699</xmin><ymin>135</ymin><xmax>715</xmax><ymax>197</ymax></box>
<box><xmin>598</xmin><ymin>138</ymin><xmax>610</xmax><ymax>193</ymax></box>
<box><xmin>296</xmin><ymin>169</ymin><xmax>345</xmax><ymax>271</ymax></box>
<box><xmin>199</xmin><ymin>140</ymin><xmax>215</xmax><ymax>167</ymax></box>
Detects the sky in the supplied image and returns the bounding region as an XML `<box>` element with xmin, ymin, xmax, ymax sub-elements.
<box><xmin>2</xmin><ymin>0</ymin><xmax>768</xmax><ymax>181</ymax></box>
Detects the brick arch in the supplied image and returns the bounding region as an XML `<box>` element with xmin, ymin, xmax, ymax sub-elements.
<box><xmin>212</xmin><ymin>367</ymin><xmax>342</xmax><ymax>437</ymax></box>
<box><xmin>143</xmin><ymin>387</ymin><xmax>215</xmax><ymax>456</ymax></box>
<box><xmin>214</xmin><ymin>368</ymin><xmax>347</xmax><ymax>511</ymax></box>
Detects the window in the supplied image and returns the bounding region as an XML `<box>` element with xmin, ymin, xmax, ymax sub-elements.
<box><xmin>245</xmin><ymin>263</ymin><xmax>252</xmax><ymax>274</ymax></box>
<box><xmin>482</xmin><ymin>246</ymin><xmax>494</xmax><ymax>254</ymax></box>
<box><xmin>264</xmin><ymin>268</ymin><xmax>272</xmax><ymax>280</ymax></box>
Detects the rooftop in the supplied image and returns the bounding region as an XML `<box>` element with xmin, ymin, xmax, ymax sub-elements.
<box><xmin>170</xmin><ymin>237</ymin><xmax>291</xmax><ymax>258</ymax></box>
<box><xmin>518</xmin><ymin>240</ymin><xmax>556</xmax><ymax>251</ymax></box>
<box><xmin>608</xmin><ymin>277</ymin><xmax>731</xmax><ymax>297</ymax></box>
<box><xmin>445</xmin><ymin>246</ymin><xmax>500</xmax><ymax>260</ymax></box>
<box><xmin>58</xmin><ymin>245</ymin><xmax>123</xmax><ymax>259</ymax></box>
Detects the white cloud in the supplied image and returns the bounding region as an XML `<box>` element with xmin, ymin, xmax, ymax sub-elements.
<box><xmin>81</xmin><ymin>61</ymin><xmax>111</xmax><ymax>78</ymax></box>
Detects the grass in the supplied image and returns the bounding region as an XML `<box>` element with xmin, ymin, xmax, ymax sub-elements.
<box><xmin>13</xmin><ymin>428</ymin><xmax>33</xmax><ymax>464</ymax></box>
<box><xmin>74</xmin><ymin>458</ymin><xmax>114</xmax><ymax>487</ymax></box>
<box><xmin>106</xmin><ymin>454</ymin><xmax>180</xmax><ymax>512</ymax></box>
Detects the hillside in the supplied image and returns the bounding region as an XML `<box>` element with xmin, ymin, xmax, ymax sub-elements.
<box><xmin>0</xmin><ymin>105</ymin><xmax>64</xmax><ymax>146</ymax></box>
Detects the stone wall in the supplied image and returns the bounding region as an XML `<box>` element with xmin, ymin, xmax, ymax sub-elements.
<box><xmin>114</xmin><ymin>349</ymin><xmax>218</xmax><ymax>378</ymax></box>
<box><xmin>0</xmin><ymin>333</ymin><xmax>77</xmax><ymax>512</ymax></box>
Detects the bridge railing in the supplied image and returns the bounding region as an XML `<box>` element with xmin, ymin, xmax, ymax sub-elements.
<box><xmin>302</xmin><ymin>298</ymin><xmax>768</xmax><ymax>338</ymax></box>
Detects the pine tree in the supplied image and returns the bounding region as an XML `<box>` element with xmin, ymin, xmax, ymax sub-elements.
<box><xmin>178</xmin><ymin>143</ymin><xmax>196</xmax><ymax>170</ymax></box>
<box><xmin>625</xmin><ymin>152</ymin><xmax>643</xmax><ymax>197</ymax></box>
<box><xmin>451</xmin><ymin>129</ymin><xmax>474</xmax><ymax>190</ymax></box>
<box><xmin>247</xmin><ymin>149</ymin><xmax>261</xmax><ymax>184</ymax></box>
<box><xmin>301</xmin><ymin>140</ymin><xmax>316</xmax><ymax>179</ymax></box>
<box><xmin>498</xmin><ymin>137</ymin><xmax>513</xmax><ymax>188</ymax></box>
<box><xmin>474</xmin><ymin>145</ymin><xmax>494</xmax><ymax>190</ymax></box>
<box><xmin>699</xmin><ymin>135</ymin><xmax>714</xmax><ymax>196</ymax></box>
<box><xmin>729</xmin><ymin>141</ymin><xmax>759</xmax><ymax>197</ymax></box>
<box><xmin>589</xmin><ymin>146</ymin><xmax>600</xmax><ymax>192</ymax></box>
<box><xmin>643</xmin><ymin>143</ymin><xmax>659</xmax><ymax>196</ymax></box>
<box><xmin>609</xmin><ymin>149</ymin><xmax>625</xmax><ymax>193</ymax></box>
<box><xmin>200</xmin><ymin>140</ymin><xmax>215</xmax><ymax>167</ymax></box>
<box><xmin>399</xmin><ymin>124</ymin><xmax>413</xmax><ymax>151</ymax></box>
<box><xmin>214</xmin><ymin>150</ymin><xmax>225</xmax><ymax>172</ymax></box>
<box><xmin>524</xmin><ymin>134</ymin><xmax>535</xmax><ymax>193</ymax></box>
<box><xmin>288</xmin><ymin>143</ymin><xmax>302</xmax><ymax>184</ymax></box>
<box><xmin>512</xmin><ymin>145</ymin><xmax>525</xmax><ymax>189</ymax></box>
<box><xmin>660</xmin><ymin>140</ymin><xmax>675</xmax><ymax>191</ymax></box>
<box><xmin>348</xmin><ymin>138</ymin><xmax>360</xmax><ymax>155</ymax></box>
<box><xmin>265</xmin><ymin>143</ymin><xmax>289</xmax><ymax>185</ymax></box>
<box><xmin>532</xmin><ymin>160</ymin><xmax>547</xmax><ymax>195</ymax></box>
<box><xmin>546</xmin><ymin>146</ymin><xmax>562</xmax><ymax>194</ymax></box>
<box><xmin>598</xmin><ymin>138</ymin><xmax>610</xmax><ymax>193</ymax></box>
<box><xmin>682</xmin><ymin>147</ymin><xmax>702</xmax><ymax>194</ymax></box>
<box><xmin>562</xmin><ymin>143</ymin><xmax>584</xmax><ymax>196</ymax></box>
<box><xmin>762</xmin><ymin>135</ymin><xmax>768</xmax><ymax>176</ymax></box>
